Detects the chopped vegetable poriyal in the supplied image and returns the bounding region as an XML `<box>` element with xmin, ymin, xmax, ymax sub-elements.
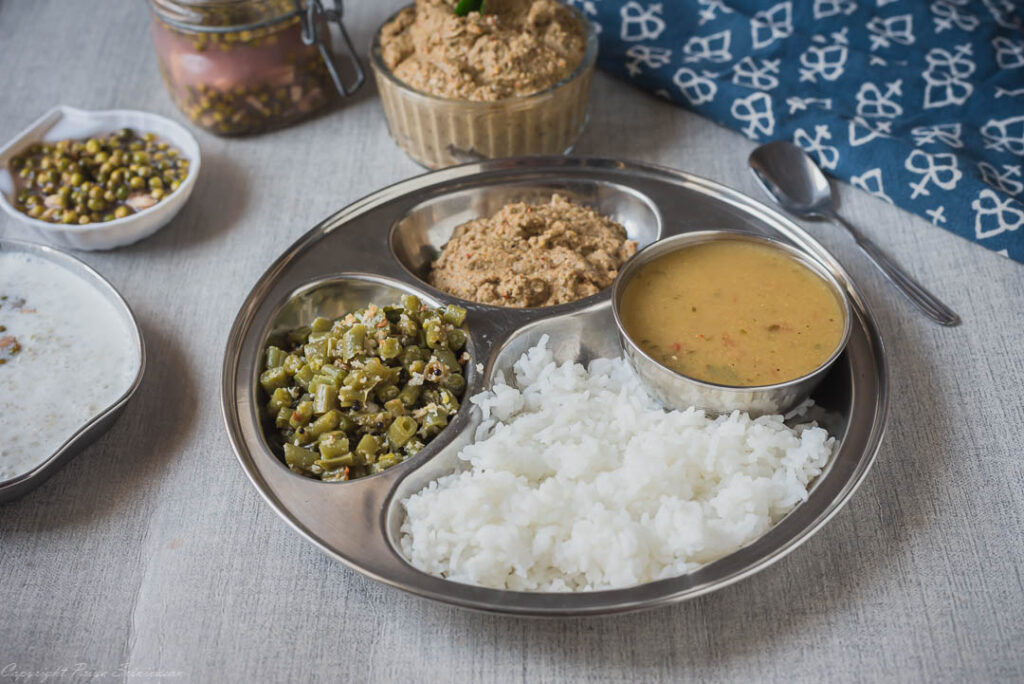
<box><xmin>261</xmin><ymin>296</ymin><xmax>469</xmax><ymax>481</ymax></box>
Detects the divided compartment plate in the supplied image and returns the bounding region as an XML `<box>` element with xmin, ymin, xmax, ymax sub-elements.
<box><xmin>221</xmin><ymin>158</ymin><xmax>888</xmax><ymax>616</ymax></box>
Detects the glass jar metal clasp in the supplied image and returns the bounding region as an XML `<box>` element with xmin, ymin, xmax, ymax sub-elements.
<box><xmin>301</xmin><ymin>0</ymin><xmax>365</xmax><ymax>97</ymax></box>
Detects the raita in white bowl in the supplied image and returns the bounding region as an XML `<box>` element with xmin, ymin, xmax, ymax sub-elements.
<box><xmin>0</xmin><ymin>247</ymin><xmax>142</xmax><ymax>484</ymax></box>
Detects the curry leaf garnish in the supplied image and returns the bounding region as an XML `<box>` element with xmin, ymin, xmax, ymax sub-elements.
<box><xmin>454</xmin><ymin>0</ymin><xmax>485</xmax><ymax>17</ymax></box>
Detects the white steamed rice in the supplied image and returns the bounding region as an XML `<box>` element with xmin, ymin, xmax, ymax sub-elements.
<box><xmin>400</xmin><ymin>336</ymin><xmax>834</xmax><ymax>592</ymax></box>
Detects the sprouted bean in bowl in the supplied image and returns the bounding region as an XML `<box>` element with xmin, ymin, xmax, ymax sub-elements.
<box><xmin>261</xmin><ymin>296</ymin><xmax>469</xmax><ymax>481</ymax></box>
<box><xmin>7</xmin><ymin>129</ymin><xmax>189</xmax><ymax>225</ymax></box>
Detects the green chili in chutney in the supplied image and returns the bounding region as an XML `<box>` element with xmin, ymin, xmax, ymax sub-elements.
<box><xmin>261</xmin><ymin>297</ymin><xmax>469</xmax><ymax>481</ymax></box>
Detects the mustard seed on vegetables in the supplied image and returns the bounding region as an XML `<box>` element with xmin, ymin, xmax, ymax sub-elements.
<box><xmin>261</xmin><ymin>296</ymin><xmax>469</xmax><ymax>481</ymax></box>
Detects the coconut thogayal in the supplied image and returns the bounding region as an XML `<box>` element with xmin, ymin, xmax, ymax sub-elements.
<box><xmin>380</xmin><ymin>0</ymin><xmax>586</xmax><ymax>101</ymax></box>
<box><xmin>620</xmin><ymin>240</ymin><xmax>846</xmax><ymax>387</ymax></box>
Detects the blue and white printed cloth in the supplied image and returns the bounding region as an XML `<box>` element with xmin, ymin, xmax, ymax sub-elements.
<box><xmin>567</xmin><ymin>0</ymin><xmax>1024</xmax><ymax>262</ymax></box>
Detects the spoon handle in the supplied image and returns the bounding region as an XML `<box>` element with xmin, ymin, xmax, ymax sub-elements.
<box><xmin>823</xmin><ymin>211</ymin><xmax>961</xmax><ymax>326</ymax></box>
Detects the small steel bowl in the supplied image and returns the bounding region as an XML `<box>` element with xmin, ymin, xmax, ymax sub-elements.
<box><xmin>611</xmin><ymin>230</ymin><xmax>852</xmax><ymax>416</ymax></box>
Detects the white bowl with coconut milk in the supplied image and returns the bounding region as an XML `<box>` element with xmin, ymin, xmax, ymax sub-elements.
<box><xmin>0</xmin><ymin>239</ymin><xmax>145</xmax><ymax>501</ymax></box>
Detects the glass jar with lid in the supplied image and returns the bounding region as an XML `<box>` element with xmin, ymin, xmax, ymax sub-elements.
<box><xmin>148</xmin><ymin>0</ymin><xmax>363</xmax><ymax>136</ymax></box>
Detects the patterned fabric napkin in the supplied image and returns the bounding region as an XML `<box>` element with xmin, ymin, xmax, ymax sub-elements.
<box><xmin>567</xmin><ymin>0</ymin><xmax>1024</xmax><ymax>262</ymax></box>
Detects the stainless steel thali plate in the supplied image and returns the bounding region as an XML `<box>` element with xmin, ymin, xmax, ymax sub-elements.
<box><xmin>221</xmin><ymin>157</ymin><xmax>888</xmax><ymax>616</ymax></box>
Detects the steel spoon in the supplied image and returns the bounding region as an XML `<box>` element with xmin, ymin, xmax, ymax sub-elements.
<box><xmin>749</xmin><ymin>140</ymin><xmax>960</xmax><ymax>327</ymax></box>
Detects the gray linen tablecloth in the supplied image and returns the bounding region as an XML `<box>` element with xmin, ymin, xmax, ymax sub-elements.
<box><xmin>0</xmin><ymin>2</ymin><xmax>1021</xmax><ymax>682</ymax></box>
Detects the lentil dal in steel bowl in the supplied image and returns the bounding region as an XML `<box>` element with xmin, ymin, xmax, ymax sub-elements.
<box><xmin>612</xmin><ymin>230</ymin><xmax>853</xmax><ymax>417</ymax></box>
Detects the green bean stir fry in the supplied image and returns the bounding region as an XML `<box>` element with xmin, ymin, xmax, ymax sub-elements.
<box><xmin>8</xmin><ymin>129</ymin><xmax>188</xmax><ymax>224</ymax></box>
<box><xmin>261</xmin><ymin>296</ymin><xmax>469</xmax><ymax>481</ymax></box>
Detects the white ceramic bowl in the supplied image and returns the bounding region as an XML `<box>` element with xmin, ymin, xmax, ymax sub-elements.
<box><xmin>0</xmin><ymin>105</ymin><xmax>200</xmax><ymax>251</ymax></box>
